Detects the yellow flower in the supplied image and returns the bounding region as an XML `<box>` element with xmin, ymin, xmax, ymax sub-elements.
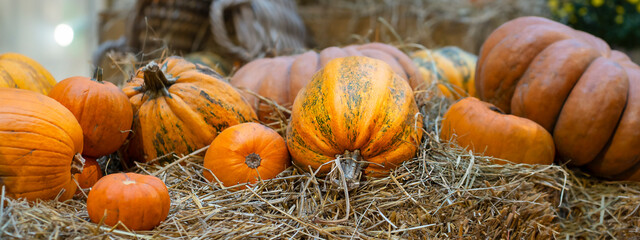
<box><xmin>637</xmin><ymin>3</ymin><xmax>640</xmax><ymax>13</ymax></box>
<box><xmin>579</xmin><ymin>7</ymin><xmax>588</xmax><ymax>16</ymax></box>
<box><xmin>628</xmin><ymin>0</ymin><xmax>639</xmax><ymax>4</ymax></box>
<box><xmin>615</xmin><ymin>14</ymin><xmax>624</xmax><ymax>24</ymax></box>
<box><xmin>616</xmin><ymin>5</ymin><xmax>625</xmax><ymax>14</ymax></box>
<box><xmin>563</xmin><ymin>2</ymin><xmax>575</xmax><ymax>13</ymax></box>
<box><xmin>548</xmin><ymin>0</ymin><xmax>559</xmax><ymax>10</ymax></box>
<box><xmin>591</xmin><ymin>0</ymin><xmax>604</xmax><ymax>7</ymax></box>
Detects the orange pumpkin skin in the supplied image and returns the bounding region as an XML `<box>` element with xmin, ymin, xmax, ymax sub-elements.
<box><xmin>230</xmin><ymin>43</ymin><xmax>421</xmax><ymax>122</ymax></box>
<box><xmin>122</xmin><ymin>57</ymin><xmax>257</xmax><ymax>163</ymax></box>
<box><xmin>440</xmin><ymin>97</ymin><xmax>554</xmax><ymax>165</ymax></box>
<box><xmin>0</xmin><ymin>88</ymin><xmax>84</xmax><ymax>201</ymax></box>
<box><xmin>74</xmin><ymin>157</ymin><xmax>103</xmax><ymax>194</ymax></box>
<box><xmin>411</xmin><ymin>46</ymin><xmax>478</xmax><ymax>99</ymax></box>
<box><xmin>87</xmin><ymin>173</ymin><xmax>170</xmax><ymax>231</ymax></box>
<box><xmin>286</xmin><ymin>56</ymin><xmax>423</xmax><ymax>176</ymax></box>
<box><xmin>48</xmin><ymin>69</ymin><xmax>133</xmax><ymax>157</ymax></box>
<box><xmin>203</xmin><ymin>122</ymin><xmax>290</xmax><ymax>189</ymax></box>
<box><xmin>0</xmin><ymin>53</ymin><xmax>56</xmax><ymax>94</ymax></box>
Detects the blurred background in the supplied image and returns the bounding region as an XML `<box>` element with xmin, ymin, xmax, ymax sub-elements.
<box><xmin>1</xmin><ymin>0</ymin><xmax>638</xmax><ymax>82</ymax></box>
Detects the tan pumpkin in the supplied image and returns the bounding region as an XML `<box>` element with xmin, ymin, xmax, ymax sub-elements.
<box><xmin>440</xmin><ymin>97</ymin><xmax>554</xmax><ymax>165</ymax></box>
<box><xmin>231</xmin><ymin>43</ymin><xmax>422</xmax><ymax>122</ymax></box>
<box><xmin>475</xmin><ymin>16</ymin><xmax>640</xmax><ymax>179</ymax></box>
<box><xmin>286</xmin><ymin>56</ymin><xmax>422</xmax><ymax>187</ymax></box>
<box><xmin>0</xmin><ymin>53</ymin><xmax>56</xmax><ymax>94</ymax></box>
<box><xmin>203</xmin><ymin>122</ymin><xmax>290</xmax><ymax>189</ymax></box>
<box><xmin>0</xmin><ymin>88</ymin><xmax>84</xmax><ymax>201</ymax></box>
<box><xmin>48</xmin><ymin>68</ymin><xmax>133</xmax><ymax>157</ymax></box>
<box><xmin>122</xmin><ymin>57</ymin><xmax>257</xmax><ymax>163</ymax></box>
<box><xmin>411</xmin><ymin>46</ymin><xmax>477</xmax><ymax>99</ymax></box>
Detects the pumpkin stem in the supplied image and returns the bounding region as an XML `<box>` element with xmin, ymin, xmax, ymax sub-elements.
<box><xmin>245</xmin><ymin>153</ymin><xmax>262</xmax><ymax>169</ymax></box>
<box><xmin>331</xmin><ymin>150</ymin><xmax>368</xmax><ymax>191</ymax></box>
<box><xmin>489</xmin><ymin>106</ymin><xmax>506</xmax><ymax>114</ymax></box>
<box><xmin>70</xmin><ymin>153</ymin><xmax>85</xmax><ymax>175</ymax></box>
<box><xmin>142</xmin><ymin>61</ymin><xmax>171</xmax><ymax>96</ymax></box>
<box><xmin>92</xmin><ymin>67</ymin><xmax>104</xmax><ymax>82</ymax></box>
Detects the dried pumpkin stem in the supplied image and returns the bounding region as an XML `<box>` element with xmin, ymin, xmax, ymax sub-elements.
<box><xmin>142</xmin><ymin>61</ymin><xmax>171</xmax><ymax>96</ymax></box>
<box><xmin>92</xmin><ymin>67</ymin><xmax>104</xmax><ymax>83</ymax></box>
<box><xmin>245</xmin><ymin>153</ymin><xmax>262</xmax><ymax>169</ymax></box>
<box><xmin>331</xmin><ymin>150</ymin><xmax>368</xmax><ymax>191</ymax></box>
<box><xmin>70</xmin><ymin>153</ymin><xmax>85</xmax><ymax>175</ymax></box>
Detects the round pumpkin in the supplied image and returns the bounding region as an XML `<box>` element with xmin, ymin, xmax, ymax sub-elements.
<box><xmin>411</xmin><ymin>46</ymin><xmax>477</xmax><ymax>99</ymax></box>
<box><xmin>0</xmin><ymin>88</ymin><xmax>84</xmax><ymax>201</ymax></box>
<box><xmin>48</xmin><ymin>68</ymin><xmax>133</xmax><ymax>157</ymax></box>
<box><xmin>286</xmin><ymin>56</ymin><xmax>423</xmax><ymax>182</ymax></box>
<box><xmin>231</xmin><ymin>43</ymin><xmax>422</xmax><ymax>122</ymax></box>
<box><xmin>0</xmin><ymin>53</ymin><xmax>56</xmax><ymax>94</ymax></box>
<box><xmin>440</xmin><ymin>97</ymin><xmax>554</xmax><ymax>165</ymax></box>
<box><xmin>475</xmin><ymin>16</ymin><xmax>640</xmax><ymax>179</ymax></box>
<box><xmin>184</xmin><ymin>51</ymin><xmax>232</xmax><ymax>76</ymax></box>
<box><xmin>75</xmin><ymin>157</ymin><xmax>103</xmax><ymax>194</ymax></box>
<box><xmin>203</xmin><ymin>122</ymin><xmax>290</xmax><ymax>189</ymax></box>
<box><xmin>87</xmin><ymin>173</ymin><xmax>170</xmax><ymax>231</ymax></box>
<box><xmin>122</xmin><ymin>56</ymin><xmax>257</xmax><ymax>163</ymax></box>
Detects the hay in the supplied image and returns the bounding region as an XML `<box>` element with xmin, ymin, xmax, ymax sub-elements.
<box><xmin>2</xmin><ymin>85</ymin><xmax>640</xmax><ymax>239</ymax></box>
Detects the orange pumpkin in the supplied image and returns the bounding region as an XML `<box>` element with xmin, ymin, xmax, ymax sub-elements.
<box><xmin>48</xmin><ymin>68</ymin><xmax>133</xmax><ymax>157</ymax></box>
<box><xmin>286</xmin><ymin>56</ymin><xmax>422</xmax><ymax>183</ymax></box>
<box><xmin>475</xmin><ymin>16</ymin><xmax>640</xmax><ymax>179</ymax></box>
<box><xmin>75</xmin><ymin>157</ymin><xmax>103</xmax><ymax>194</ymax></box>
<box><xmin>231</xmin><ymin>43</ymin><xmax>422</xmax><ymax>122</ymax></box>
<box><xmin>440</xmin><ymin>97</ymin><xmax>554</xmax><ymax>165</ymax></box>
<box><xmin>0</xmin><ymin>53</ymin><xmax>56</xmax><ymax>94</ymax></box>
<box><xmin>411</xmin><ymin>46</ymin><xmax>477</xmax><ymax>99</ymax></box>
<box><xmin>87</xmin><ymin>173</ymin><xmax>170</xmax><ymax>231</ymax></box>
<box><xmin>203</xmin><ymin>122</ymin><xmax>290</xmax><ymax>189</ymax></box>
<box><xmin>0</xmin><ymin>88</ymin><xmax>84</xmax><ymax>201</ymax></box>
<box><xmin>123</xmin><ymin>57</ymin><xmax>257</xmax><ymax>163</ymax></box>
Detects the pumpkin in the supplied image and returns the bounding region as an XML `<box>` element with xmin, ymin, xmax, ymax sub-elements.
<box><xmin>184</xmin><ymin>51</ymin><xmax>232</xmax><ymax>76</ymax></box>
<box><xmin>75</xmin><ymin>157</ymin><xmax>103</xmax><ymax>194</ymax></box>
<box><xmin>203</xmin><ymin>122</ymin><xmax>290</xmax><ymax>189</ymax></box>
<box><xmin>0</xmin><ymin>53</ymin><xmax>56</xmax><ymax>94</ymax></box>
<box><xmin>411</xmin><ymin>46</ymin><xmax>477</xmax><ymax>99</ymax></box>
<box><xmin>440</xmin><ymin>97</ymin><xmax>554</xmax><ymax>165</ymax></box>
<box><xmin>48</xmin><ymin>68</ymin><xmax>133</xmax><ymax>158</ymax></box>
<box><xmin>231</xmin><ymin>43</ymin><xmax>422</xmax><ymax>122</ymax></box>
<box><xmin>122</xmin><ymin>56</ymin><xmax>257</xmax><ymax>163</ymax></box>
<box><xmin>286</xmin><ymin>56</ymin><xmax>422</xmax><ymax>186</ymax></box>
<box><xmin>87</xmin><ymin>173</ymin><xmax>170</xmax><ymax>231</ymax></box>
<box><xmin>0</xmin><ymin>88</ymin><xmax>84</xmax><ymax>201</ymax></box>
<box><xmin>475</xmin><ymin>16</ymin><xmax>640</xmax><ymax>179</ymax></box>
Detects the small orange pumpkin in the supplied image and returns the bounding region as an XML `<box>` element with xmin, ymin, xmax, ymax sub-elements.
<box><xmin>286</xmin><ymin>56</ymin><xmax>423</xmax><ymax>184</ymax></box>
<box><xmin>87</xmin><ymin>173</ymin><xmax>170</xmax><ymax>231</ymax></box>
<box><xmin>203</xmin><ymin>122</ymin><xmax>290</xmax><ymax>189</ymax></box>
<box><xmin>0</xmin><ymin>88</ymin><xmax>84</xmax><ymax>201</ymax></box>
<box><xmin>122</xmin><ymin>57</ymin><xmax>257</xmax><ymax>163</ymax></box>
<box><xmin>0</xmin><ymin>53</ymin><xmax>56</xmax><ymax>94</ymax></box>
<box><xmin>75</xmin><ymin>157</ymin><xmax>103</xmax><ymax>194</ymax></box>
<box><xmin>440</xmin><ymin>97</ymin><xmax>554</xmax><ymax>165</ymax></box>
<box><xmin>48</xmin><ymin>68</ymin><xmax>133</xmax><ymax>157</ymax></box>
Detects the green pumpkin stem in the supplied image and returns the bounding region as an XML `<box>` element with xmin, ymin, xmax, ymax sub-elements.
<box><xmin>92</xmin><ymin>67</ymin><xmax>104</xmax><ymax>82</ymax></box>
<box><xmin>142</xmin><ymin>61</ymin><xmax>171</xmax><ymax>96</ymax></box>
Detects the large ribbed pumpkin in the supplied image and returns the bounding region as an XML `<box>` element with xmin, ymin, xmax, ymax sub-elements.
<box><xmin>475</xmin><ymin>16</ymin><xmax>640</xmax><ymax>179</ymax></box>
<box><xmin>0</xmin><ymin>88</ymin><xmax>84</xmax><ymax>201</ymax></box>
<box><xmin>0</xmin><ymin>53</ymin><xmax>56</xmax><ymax>94</ymax></box>
<box><xmin>48</xmin><ymin>69</ymin><xmax>133</xmax><ymax>158</ymax></box>
<box><xmin>286</xmin><ymin>56</ymin><xmax>422</xmax><ymax>184</ymax></box>
<box><xmin>123</xmin><ymin>57</ymin><xmax>257</xmax><ymax>163</ymax></box>
<box><xmin>411</xmin><ymin>46</ymin><xmax>477</xmax><ymax>99</ymax></box>
<box><xmin>231</xmin><ymin>43</ymin><xmax>422</xmax><ymax>122</ymax></box>
<box><xmin>440</xmin><ymin>97</ymin><xmax>554</xmax><ymax>165</ymax></box>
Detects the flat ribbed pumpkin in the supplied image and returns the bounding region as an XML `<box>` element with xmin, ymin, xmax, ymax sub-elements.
<box><xmin>475</xmin><ymin>16</ymin><xmax>640</xmax><ymax>179</ymax></box>
<box><xmin>0</xmin><ymin>53</ymin><xmax>56</xmax><ymax>94</ymax></box>
<box><xmin>0</xmin><ymin>88</ymin><xmax>84</xmax><ymax>201</ymax></box>
<box><xmin>411</xmin><ymin>46</ymin><xmax>477</xmax><ymax>99</ymax></box>
<box><xmin>286</xmin><ymin>56</ymin><xmax>422</xmax><ymax>187</ymax></box>
<box><xmin>203</xmin><ymin>122</ymin><xmax>290</xmax><ymax>189</ymax></box>
<box><xmin>48</xmin><ymin>68</ymin><xmax>133</xmax><ymax>157</ymax></box>
<box><xmin>440</xmin><ymin>97</ymin><xmax>554</xmax><ymax>165</ymax></box>
<box><xmin>123</xmin><ymin>57</ymin><xmax>256</xmax><ymax>163</ymax></box>
<box><xmin>231</xmin><ymin>43</ymin><xmax>422</xmax><ymax>122</ymax></box>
